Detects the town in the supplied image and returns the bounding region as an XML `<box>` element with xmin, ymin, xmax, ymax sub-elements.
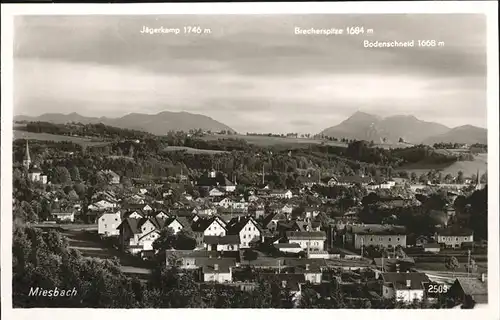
<box><xmin>12</xmin><ymin>123</ymin><xmax>488</xmax><ymax>309</ymax></box>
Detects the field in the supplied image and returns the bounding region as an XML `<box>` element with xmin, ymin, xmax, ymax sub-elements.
<box><xmin>399</xmin><ymin>153</ymin><xmax>487</xmax><ymax>178</ymax></box>
<box><xmin>203</xmin><ymin>134</ymin><xmax>348</xmax><ymax>148</ymax></box>
<box><xmin>14</xmin><ymin>130</ymin><xmax>110</xmax><ymax>147</ymax></box>
<box><xmin>163</xmin><ymin>146</ymin><xmax>228</xmax><ymax>154</ymax></box>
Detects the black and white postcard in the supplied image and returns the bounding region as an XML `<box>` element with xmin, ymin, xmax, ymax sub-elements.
<box><xmin>1</xmin><ymin>2</ymin><xmax>499</xmax><ymax>320</ymax></box>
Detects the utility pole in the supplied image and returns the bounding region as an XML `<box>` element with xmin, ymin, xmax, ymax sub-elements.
<box><xmin>262</xmin><ymin>163</ymin><xmax>265</xmax><ymax>185</ymax></box>
<box><xmin>361</xmin><ymin>237</ymin><xmax>364</xmax><ymax>258</ymax></box>
<box><xmin>467</xmin><ymin>249</ymin><xmax>471</xmax><ymax>278</ymax></box>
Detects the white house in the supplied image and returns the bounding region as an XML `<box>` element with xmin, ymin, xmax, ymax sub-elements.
<box><xmin>98</xmin><ymin>211</ymin><xmax>121</xmax><ymax>237</ymax></box>
<box><xmin>286</xmin><ymin>231</ymin><xmax>326</xmax><ymax>251</ymax></box>
<box><xmin>270</xmin><ymin>189</ymin><xmax>293</xmax><ymax>199</ymax></box>
<box><xmin>163</xmin><ymin>217</ymin><xmax>184</xmax><ymax>235</ymax></box>
<box><xmin>89</xmin><ymin>199</ymin><xmax>117</xmax><ymax>211</ymax></box>
<box><xmin>217</xmin><ymin>197</ymin><xmax>233</xmax><ymax>208</ymax></box>
<box><xmin>228</xmin><ymin>217</ymin><xmax>263</xmax><ymax>248</ymax></box>
<box><xmin>381</xmin><ymin>272</ymin><xmax>430</xmax><ymax>303</ymax></box>
<box><xmin>117</xmin><ymin>218</ymin><xmax>160</xmax><ymax>254</ymax></box>
<box><xmin>203</xmin><ymin>235</ymin><xmax>240</xmax><ymax>251</ymax></box>
<box><xmin>435</xmin><ymin>228</ymin><xmax>473</xmax><ymax>249</ymax></box>
<box><xmin>202</xmin><ymin>261</ymin><xmax>233</xmax><ymax>283</ymax></box>
<box><xmin>346</xmin><ymin>225</ymin><xmax>407</xmax><ymax>249</ymax></box>
<box><xmin>192</xmin><ymin>217</ymin><xmax>227</xmax><ymax>247</ymax></box>
<box><xmin>208</xmin><ymin>188</ymin><xmax>225</xmax><ymax>197</ymax></box>
<box><xmin>274</xmin><ymin>243</ymin><xmax>302</xmax><ymax>253</ymax></box>
<box><xmin>51</xmin><ymin>211</ymin><xmax>75</xmax><ymax>222</ymax></box>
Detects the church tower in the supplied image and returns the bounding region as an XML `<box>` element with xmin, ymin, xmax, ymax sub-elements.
<box><xmin>23</xmin><ymin>140</ymin><xmax>31</xmax><ymax>170</ymax></box>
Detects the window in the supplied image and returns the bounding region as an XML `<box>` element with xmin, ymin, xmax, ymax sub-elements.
<box><xmin>456</xmin><ymin>237</ymin><xmax>459</xmax><ymax>241</ymax></box>
<box><xmin>389</xmin><ymin>238</ymin><xmax>392</xmax><ymax>241</ymax></box>
<box><xmin>243</xmin><ymin>235</ymin><xmax>246</xmax><ymax>239</ymax></box>
<box><xmin>104</xmin><ymin>224</ymin><xmax>107</xmax><ymax>228</ymax></box>
<box><xmin>370</xmin><ymin>238</ymin><xmax>373</xmax><ymax>241</ymax></box>
<box><xmin>397</xmin><ymin>238</ymin><xmax>400</xmax><ymax>241</ymax></box>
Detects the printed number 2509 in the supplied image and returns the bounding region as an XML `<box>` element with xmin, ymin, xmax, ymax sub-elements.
<box><xmin>428</xmin><ymin>284</ymin><xmax>448</xmax><ymax>294</ymax></box>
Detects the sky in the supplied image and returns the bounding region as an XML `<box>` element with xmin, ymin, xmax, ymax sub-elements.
<box><xmin>14</xmin><ymin>14</ymin><xmax>487</xmax><ymax>134</ymax></box>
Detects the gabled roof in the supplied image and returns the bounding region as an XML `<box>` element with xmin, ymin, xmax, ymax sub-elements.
<box><xmin>285</xmin><ymin>231</ymin><xmax>326</xmax><ymax>240</ymax></box>
<box><xmin>437</xmin><ymin>227</ymin><xmax>473</xmax><ymax>236</ymax></box>
<box><xmin>262</xmin><ymin>212</ymin><xmax>287</xmax><ymax>227</ymax></box>
<box><xmin>227</xmin><ymin>217</ymin><xmax>263</xmax><ymax>234</ymax></box>
<box><xmin>454</xmin><ymin>277</ymin><xmax>488</xmax><ymax>303</ymax></box>
<box><xmin>191</xmin><ymin>216</ymin><xmax>227</xmax><ymax>232</ymax></box>
<box><xmin>348</xmin><ymin>224</ymin><xmax>407</xmax><ymax>235</ymax></box>
<box><xmin>258</xmin><ymin>273</ymin><xmax>305</xmax><ymax>291</ymax></box>
<box><xmin>204</xmin><ymin>235</ymin><xmax>241</xmax><ymax>245</ymax></box>
<box><xmin>381</xmin><ymin>272</ymin><xmax>430</xmax><ymax>290</ymax></box>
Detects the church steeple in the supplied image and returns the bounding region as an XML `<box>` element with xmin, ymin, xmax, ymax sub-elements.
<box><xmin>23</xmin><ymin>140</ymin><xmax>31</xmax><ymax>170</ymax></box>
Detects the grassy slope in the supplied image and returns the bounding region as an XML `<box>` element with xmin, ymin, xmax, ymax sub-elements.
<box><xmin>13</xmin><ymin>130</ymin><xmax>111</xmax><ymax>147</ymax></box>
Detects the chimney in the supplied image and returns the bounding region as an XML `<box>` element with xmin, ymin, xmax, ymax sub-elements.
<box><xmin>305</xmin><ymin>264</ymin><xmax>310</xmax><ymax>271</ymax></box>
<box><xmin>481</xmin><ymin>273</ymin><xmax>486</xmax><ymax>282</ymax></box>
<box><xmin>214</xmin><ymin>264</ymin><xmax>219</xmax><ymax>271</ymax></box>
<box><xmin>406</xmin><ymin>279</ymin><xmax>411</xmax><ymax>288</ymax></box>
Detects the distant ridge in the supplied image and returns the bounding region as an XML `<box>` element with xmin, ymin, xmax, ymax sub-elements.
<box><xmin>319</xmin><ymin>111</ymin><xmax>485</xmax><ymax>145</ymax></box>
<box><xmin>14</xmin><ymin>111</ymin><xmax>235</xmax><ymax>135</ymax></box>
<box><xmin>422</xmin><ymin>125</ymin><xmax>487</xmax><ymax>145</ymax></box>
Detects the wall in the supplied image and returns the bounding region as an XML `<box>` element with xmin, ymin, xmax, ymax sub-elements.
<box><xmin>437</xmin><ymin>235</ymin><xmax>473</xmax><ymax>248</ymax></box>
<box><xmin>354</xmin><ymin>234</ymin><xmax>407</xmax><ymax>249</ymax></box>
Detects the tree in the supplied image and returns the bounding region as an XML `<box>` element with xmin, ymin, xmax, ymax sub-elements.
<box><xmin>410</xmin><ymin>172</ymin><xmax>417</xmax><ymax>183</ymax></box>
<box><xmin>69</xmin><ymin>166</ymin><xmax>81</xmax><ymax>182</ymax></box>
<box><xmin>445</xmin><ymin>256</ymin><xmax>460</xmax><ymax>277</ymax></box>
<box><xmin>52</xmin><ymin>166</ymin><xmax>72</xmax><ymax>184</ymax></box>
<box><xmin>243</xmin><ymin>249</ymin><xmax>258</xmax><ymax>266</ymax></box>
<box><xmin>175</xmin><ymin>229</ymin><xmax>196</xmax><ymax>250</ymax></box>
<box><xmin>152</xmin><ymin>227</ymin><xmax>176</xmax><ymax>252</ymax></box>
<box><xmin>456</xmin><ymin>171</ymin><xmax>465</xmax><ymax>184</ymax></box>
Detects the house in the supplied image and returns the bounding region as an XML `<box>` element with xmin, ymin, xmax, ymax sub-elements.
<box><xmin>381</xmin><ymin>272</ymin><xmax>430</xmax><ymax>303</ymax></box>
<box><xmin>304</xmin><ymin>207</ymin><xmax>321</xmax><ymax>219</ymax></box>
<box><xmin>423</xmin><ymin>243</ymin><xmax>441</xmax><ymax>253</ymax></box>
<box><xmin>198</xmin><ymin>170</ymin><xmax>236</xmax><ymax>193</ymax></box>
<box><xmin>117</xmin><ymin>218</ymin><xmax>160</xmax><ymax>254</ymax></box>
<box><xmin>372</xmin><ymin>258</ymin><xmax>415</xmax><ymax>279</ymax></box>
<box><xmin>262</xmin><ymin>212</ymin><xmax>287</xmax><ymax>232</ymax></box>
<box><xmin>274</xmin><ymin>243</ymin><xmax>302</xmax><ymax>253</ymax></box>
<box><xmin>165</xmin><ymin>250</ymin><xmax>219</xmax><ymax>269</ymax></box>
<box><xmin>248</xmin><ymin>204</ymin><xmax>266</xmax><ymax>219</ymax></box>
<box><xmin>327</xmin><ymin>175</ymin><xmax>373</xmax><ymax>187</ymax></box>
<box><xmin>345</xmin><ymin>224</ymin><xmax>407</xmax><ymax>249</ymax></box>
<box><xmin>270</xmin><ymin>189</ymin><xmax>293</xmax><ymax>199</ymax></box>
<box><xmin>217</xmin><ymin>197</ymin><xmax>233</xmax><ymax>208</ymax></box>
<box><xmin>203</xmin><ymin>235</ymin><xmax>240</xmax><ymax>251</ymax></box>
<box><xmin>88</xmin><ymin>199</ymin><xmax>117</xmax><ymax>211</ymax></box>
<box><xmin>285</xmin><ymin>231</ymin><xmax>327</xmax><ymax>251</ymax></box>
<box><xmin>201</xmin><ymin>259</ymin><xmax>234</xmax><ymax>283</ymax></box>
<box><xmin>415</xmin><ymin>235</ymin><xmax>430</xmax><ymax>247</ymax></box>
<box><xmin>448</xmin><ymin>275</ymin><xmax>488</xmax><ymax>306</ymax></box>
<box><xmin>162</xmin><ymin>216</ymin><xmax>185</xmax><ymax>234</ymax></box>
<box><xmin>227</xmin><ymin>217</ymin><xmax>263</xmax><ymax>248</ymax></box>
<box><xmin>435</xmin><ymin>227</ymin><xmax>474</xmax><ymax>248</ymax></box>
<box><xmin>28</xmin><ymin>165</ymin><xmax>47</xmax><ymax>184</ymax></box>
<box><xmin>98</xmin><ymin>211</ymin><xmax>121</xmax><ymax>237</ymax></box>
<box><xmin>259</xmin><ymin>273</ymin><xmax>305</xmax><ymax>304</ymax></box>
<box><xmin>279</xmin><ymin>204</ymin><xmax>295</xmax><ymax>216</ymax></box>
<box><xmin>208</xmin><ymin>187</ymin><xmax>225</xmax><ymax>197</ymax></box>
<box><xmin>191</xmin><ymin>216</ymin><xmax>227</xmax><ymax>247</ymax></box>
<box><xmin>294</xmin><ymin>264</ymin><xmax>323</xmax><ymax>284</ymax></box>
<box><xmin>51</xmin><ymin>210</ymin><xmax>75</xmax><ymax>222</ymax></box>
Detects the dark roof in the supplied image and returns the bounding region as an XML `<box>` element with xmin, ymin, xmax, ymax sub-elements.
<box><xmin>454</xmin><ymin>277</ymin><xmax>488</xmax><ymax>302</ymax></box>
<box><xmin>198</xmin><ymin>258</ymin><xmax>237</xmax><ymax>273</ymax></box>
<box><xmin>274</xmin><ymin>243</ymin><xmax>301</xmax><ymax>249</ymax></box>
<box><xmin>258</xmin><ymin>273</ymin><xmax>305</xmax><ymax>291</ymax></box>
<box><xmin>262</xmin><ymin>212</ymin><xmax>287</xmax><ymax>227</ymax></box>
<box><xmin>423</xmin><ymin>243</ymin><xmax>441</xmax><ymax>248</ymax></box>
<box><xmin>348</xmin><ymin>224</ymin><xmax>407</xmax><ymax>235</ymax></box>
<box><xmin>191</xmin><ymin>216</ymin><xmax>227</xmax><ymax>232</ymax></box>
<box><xmin>29</xmin><ymin>166</ymin><xmax>43</xmax><ymax>173</ymax></box>
<box><xmin>117</xmin><ymin>218</ymin><xmax>142</xmax><ymax>234</ymax></box>
<box><xmin>437</xmin><ymin>227</ymin><xmax>473</xmax><ymax>236</ymax></box>
<box><xmin>204</xmin><ymin>235</ymin><xmax>241</xmax><ymax>245</ymax></box>
<box><xmin>285</xmin><ymin>231</ymin><xmax>326</xmax><ymax>240</ymax></box>
<box><xmin>227</xmin><ymin>217</ymin><xmax>263</xmax><ymax>234</ymax></box>
<box><xmin>331</xmin><ymin>176</ymin><xmax>373</xmax><ymax>184</ymax></box>
<box><xmin>382</xmin><ymin>272</ymin><xmax>430</xmax><ymax>290</ymax></box>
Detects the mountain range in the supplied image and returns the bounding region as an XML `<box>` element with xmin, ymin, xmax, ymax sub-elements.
<box><xmin>319</xmin><ymin>111</ymin><xmax>487</xmax><ymax>145</ymax></box>
<box><xmin>14</xmin><ymin>111</ymin><xmax>235</xmax><ymax>135</ymax></box>
<box><xmin>14</xmin><ymin>110</ymin><xmax>487</xmax><ymax>145</ymax></box>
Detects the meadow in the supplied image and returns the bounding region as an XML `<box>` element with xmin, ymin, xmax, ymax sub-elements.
<box><xmin>13</xmin><ymin>130</ymin><xmax>111</xmax><ymax>147</ymax></box>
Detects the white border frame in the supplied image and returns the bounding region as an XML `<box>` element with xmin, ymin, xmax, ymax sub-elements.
<box><xmin>1</xmin><ymin>2</ymin><xmax>498</xmax><ymax>320</ymax></box>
